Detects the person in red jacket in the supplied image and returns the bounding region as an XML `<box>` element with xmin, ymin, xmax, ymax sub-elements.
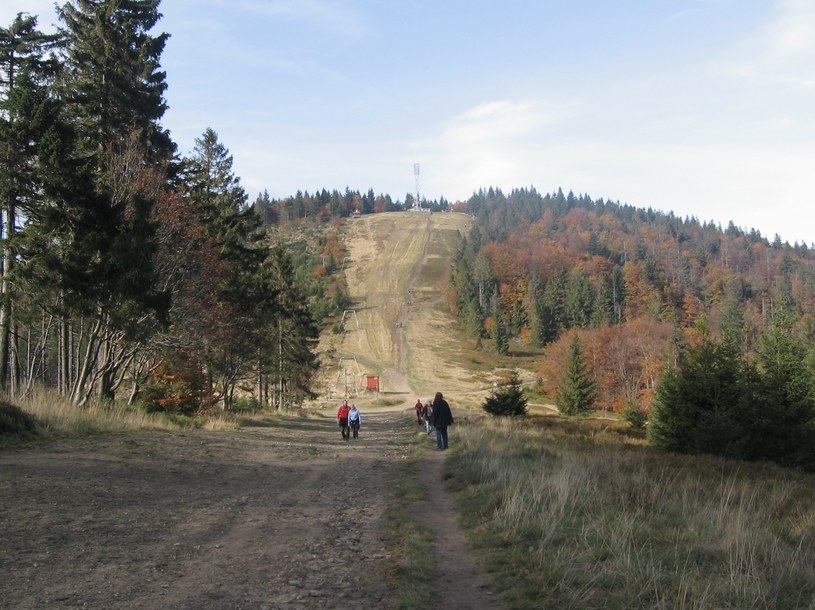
<box><xmin>414</xmin><ymin>399</ymin><xmax>424</xmax><ymax>424</ymax></box>
<box><xmin>337</xmin><ymin>400</ymin><xmax>350</xmax><ymax>441</ymax></box>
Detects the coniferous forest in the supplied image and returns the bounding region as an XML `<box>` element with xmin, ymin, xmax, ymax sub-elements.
<box><xmin>4</xmin><ymin>2</ymin><xmax>815</xmax><ymax>471</ymax></box>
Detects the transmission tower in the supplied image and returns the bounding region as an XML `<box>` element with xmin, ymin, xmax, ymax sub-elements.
<box><xmin>413</xmin><ymin>163</ymin><xmax>421</xmax><ymax>211</ymax></box>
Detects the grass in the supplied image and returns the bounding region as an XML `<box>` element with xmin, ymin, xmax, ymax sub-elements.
<box><xmin>380</xmin><ymin>415</ymin><xmax>436</xmax><ymax>609</ymax></box>
<box><xmin>0</xmin><ymin>386</ymin><xmax>239</xmax><ymax>446</ymax></box>
<box><xmin>445</xmin><ymin>415</ymin><xmax>815</xmax><ymax>609</ymax></box>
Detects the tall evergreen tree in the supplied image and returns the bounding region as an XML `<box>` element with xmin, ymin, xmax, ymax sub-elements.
<box><xmin>182</xmin><ymin>128</ymin><xmax>272</xmax><ymax>407</ymax></box>
<box><xmin>57</xmin><ymin>0</ymin><xmax>173</xmax><ymax>162</ymax></box>
<box><xmin>263</xmin><ymin>246</ymin><xmax>319</xmax><ymax>408</ymax></box>
<box><xmin>0</xmin><ymin>14</ymin><xmax>61</xmax><ymax>394</ymax></box>
<box><xmin>556</xmin><ymin>334</ymin><xmax>596</xmax><ymax>415</ymax></box>
<box><xmin>750</xmin><ymin>312</ymin><xmax>815</xmax><ymax>468</ymax></box>
<box><xmin>647</xmin><ymin>335</ymin><xmax>749</xmax><ymax>458</ymax></box>
<box><xmin>42</xmin><ymin>0</ymin><xmax>174</xmax><ymax>403</ymax></box>
<box><xmin>540</xmin><ymin>270</ymin><xmax>566</xmax><ymax>343</ymax></box>
<box><xmin>565</xmin><ymin>268</ymin><xmax>593</xmax><ymax>328</ymax></box>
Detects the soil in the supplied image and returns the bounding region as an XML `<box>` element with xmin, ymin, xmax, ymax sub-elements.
<box><xmin>1</xmin><ymin>212</ymin><xmax>502</xmax><ymax>609</ymax></box>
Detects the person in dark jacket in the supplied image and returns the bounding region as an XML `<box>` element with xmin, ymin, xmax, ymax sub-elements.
<box><xmin>430</xmin><ymin>391</ymin><xmax>453</xmax><ymax>450</ymax></box>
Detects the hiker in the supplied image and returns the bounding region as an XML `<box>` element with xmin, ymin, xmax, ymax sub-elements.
<box><xmin>430</xmin><ymin>391</ymin><xmax>453</xmax><ymax>450</ymax></box>
<box><xmin>414</xmin><ymin>399</ymin><xmax>424</xmax><ymax>424</ymax></box>
<box><xmin>422</xmin><ymin>400</ymin><xmax>433</xmax><ymax>434</ymax></box>
<box><xmin>348</xmin><ymin>404</ymin><xmax>362</xmax><ymax>439</ymax></box>
<box><xmin>337</xmin><ymin>400</ymin><xmax>351</xmax><ymax>441</ymax></box>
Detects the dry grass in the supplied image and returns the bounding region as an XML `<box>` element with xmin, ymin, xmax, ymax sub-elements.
<box><xmin>446</xmin><ymin>416</ymin><xmax>815</xmax><ymax>609</ymax></box>
<box><xmin>4</xmin><ymin>387</ymin><xmax>239</xmax><ymax>441</ymax></box>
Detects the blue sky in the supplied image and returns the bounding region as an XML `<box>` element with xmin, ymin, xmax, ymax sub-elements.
<box><xmin>6</xmin><ymin>0</ymin><xmax>815</xmax><ymax>244</ymax></box>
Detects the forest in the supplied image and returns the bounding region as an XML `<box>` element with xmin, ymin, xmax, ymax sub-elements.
<box><xmin>448</xmin><ymin>187</ymin><xmax>815</xmax><ymax>469</ymax></box>
<box><xmin>0</xmin><ymin>3</ymin><xmax>334</xmax><ymax>412</ymax></box>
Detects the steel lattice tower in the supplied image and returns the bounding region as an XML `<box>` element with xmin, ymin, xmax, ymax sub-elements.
<box><xmin>413</xmin><ymin>163</ymin><xmax>421</xmax><ymax>211</ymax></box>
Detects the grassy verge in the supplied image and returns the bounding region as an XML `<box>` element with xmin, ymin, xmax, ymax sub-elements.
<box><xmin>445</xmin><ymin>415</ymin><xmax>815</xmax><ymax>609</ymax></box>
<box><xmin>0</xmin><ymin>387</ymin><xmax>240</xmax><ymax>446</ymax></box>
<box><xmin>381</xmin><ymin>417</ymin><xmax>436</xmax><ymax>609</ymax></box>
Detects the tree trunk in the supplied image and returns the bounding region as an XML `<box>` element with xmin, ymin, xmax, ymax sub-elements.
<box><xmin>0</xmin><ymin>203</ymin><xmax>15</xmax><ymax>393</ymax></box>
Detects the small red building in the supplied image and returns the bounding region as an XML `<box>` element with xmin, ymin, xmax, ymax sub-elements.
<box><xmin>365</xmin><ymin>374</ymin><xmax>380</xmax><ymax>392</ymax></box>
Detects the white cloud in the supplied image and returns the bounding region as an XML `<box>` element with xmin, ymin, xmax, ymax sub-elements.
<box><xmin>426</xmin><ymin>100</ymin><xmax>562</xmax><ymax>197</ymax></box>
<box><xmin>713</xmin><ymin>0</ymin><xmax>815</xmax><ymax>88</ymax></box>
<box><xmin>765</xmin><ymin>0</ymin><xmax>815</xmax><ymax>60</ymax></box>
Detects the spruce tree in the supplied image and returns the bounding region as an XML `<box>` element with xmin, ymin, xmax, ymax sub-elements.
<box><xmin>556</xmin><ymin>334</ymin><xmax>596</xmax><ymax>415</ymax></box>
<box><xmin>45</xmin><ymin>0</ymin><xmax>173</xmax><ymax>402</ymax></box>
<box><xmin>750</xmin><ymin>312</ymin><xmax>815</xmax><ymax>468</ymax></box>
<box><xmin>0</xmin><ymin>14</ymin><xmax>61</xmax><ymax>393</ymax></box>
<box><xmin>57</xmin><ymin>0</ymin><xmax>173</xmax><ymax>162</ymax></box>
<box><xmin>483</xmin><ymin>370</ymin><xmax>527</xmax><ymax>416</ymax></box>
<box><xmin>647</xmin><ymin>336</ymin><xmax>749</xmax><ymax>458</ymax></box>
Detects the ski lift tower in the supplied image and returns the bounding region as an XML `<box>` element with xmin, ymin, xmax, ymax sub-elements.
<box><xmin>413</xmin><ymin>163</ymin><xmax>421</xmax><ymax>211</ymax></box>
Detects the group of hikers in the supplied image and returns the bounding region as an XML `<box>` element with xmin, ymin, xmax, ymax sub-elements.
<box><xmin>335</xmin><ymin>391</ymin><xmax>453</xmax><ymax>450</ymax></box>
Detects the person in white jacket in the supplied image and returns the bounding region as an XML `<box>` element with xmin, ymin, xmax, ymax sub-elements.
<box><xmin>348</xmin><ymin>404</ymin><xmax>362</xmax><ymax>439</ymax></box>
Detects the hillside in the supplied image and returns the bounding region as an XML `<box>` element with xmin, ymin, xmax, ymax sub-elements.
<box><xmin>314</xmin><ymin>211</ymin><xmax>520</xmax><ymax>408</ymax></box>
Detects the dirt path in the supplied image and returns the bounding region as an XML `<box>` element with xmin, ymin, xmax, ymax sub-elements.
<box><xmin>1</xmin><ymin>413</ymin><xmax>408</xmax><ymax>609</ymax></box>
<box><xmin>415</xmin><ymin>444</ymin><xmax>499</xmax><ymax>610</ymax></box>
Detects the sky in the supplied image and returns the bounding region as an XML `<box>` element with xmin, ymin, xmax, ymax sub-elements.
<box><xmin>5</xmin><ymin>0</ymin><xmax>815</xmax><ymax>244</ymax></box>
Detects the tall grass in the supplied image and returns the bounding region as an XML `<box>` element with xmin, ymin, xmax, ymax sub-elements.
<box><xmin>446</xmin><ymin>416</ymin><xmax>815</xmax><ymax>609</ymax></box>
<box><xmin>4</xmin><ymin>386</ymin><xmax>238</xmax><ymax>441</ymax></box>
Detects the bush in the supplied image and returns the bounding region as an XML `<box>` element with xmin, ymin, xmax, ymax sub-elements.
<box><xmin>0</xmin><ymin>401</ymin><xmax>38</xmax><ymax>437</ymax></box>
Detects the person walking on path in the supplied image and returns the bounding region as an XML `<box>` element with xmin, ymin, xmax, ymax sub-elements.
<box><xmin>414</xmin><ymin>399</ymin><xmax>424</xmax><ymax>425</ymax></box>
<box><xmin>337</xmin><ymin>400</ymin><xmax>351</xmax><ymax>441</ymax></box>
<box><xmin>422</xmin><ymin>400</ymin><xmax>433</xmax><ymax>435</ymax></box>
<box><xmin>348</xmin><ymin>404</ymin><xmax>362</xmax><ymax>439</ymax></box>
<box><xmin>430</xmin><ymin>392</ymin><xmax>453</xmax><ymax>450</ymax></box>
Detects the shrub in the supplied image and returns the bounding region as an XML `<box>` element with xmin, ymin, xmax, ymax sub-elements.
<box><xmin>0</xmin><ymin>401</ymin><xmax>39</xmax><ymax>437</ymax></box>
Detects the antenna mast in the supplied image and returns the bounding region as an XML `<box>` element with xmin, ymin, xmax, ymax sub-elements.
<box><xmin>413</xmin><ymin>163</ymin><xmax>421</xmax><ymax>211</ymax></box>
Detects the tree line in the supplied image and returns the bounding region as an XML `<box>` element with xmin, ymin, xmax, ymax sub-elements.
<box><xmin>253</xmin><ymin>188</ymin><xmax>452</xmax><ymax>226</ymax></box>
<box><xmin>0</xmin><ymin>3</ymin><xmax>323</xmax><ymax>411</ymax></box>
<box><xmin>452</xmin><ymin>187</ymin><xmax>815</xmax><ymax>469</ymax></box>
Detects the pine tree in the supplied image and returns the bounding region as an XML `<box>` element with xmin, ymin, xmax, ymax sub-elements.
<box><xmin>556</xmin><ymin>334</ymin><xmax>596</xmax><ymax>415</ymax></box>
<box><xmin>182</xmin><ymin>128</ymin><xmax>274</xmax><ymax>408</ymax></box>
<box><xmin>565</xmin><ymin>268</ymin><xmax>593</xmax><ymax>328</ymax></box>
<box><xmin>483</xmin><ymin>369</ymin><xmax>527</xmax><ymax>416</ymax></box>
<box><xmin>263</xmin><ymin>246</ymin><xmax>320</xmax><ymax>408</ymax></box>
